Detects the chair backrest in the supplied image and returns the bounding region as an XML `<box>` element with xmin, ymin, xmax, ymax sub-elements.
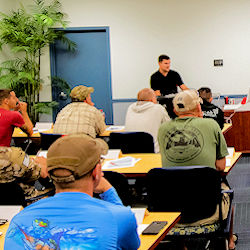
<box><xmin>40</xmin><ymin>133</ymin><xmax>64</xmax><ymax>150</ymax></box>
<box><xmin>103</xmin><ymin>171</ymin><xmax>131</xmax><ymax>206</ymax></box>
<box><xmin>0</xmin><ymin>182</ymin><xmax>26</xmax><ymax>206</ymax></box>
<box><xmin>108</xmin><ymin>132</ymin><xmax>155</xmax><ymax>153</ymax></box>
<box><xmin>147</xmin><ymin>166</ymin><xmax>222</xmax><ymax>224</ymax></box>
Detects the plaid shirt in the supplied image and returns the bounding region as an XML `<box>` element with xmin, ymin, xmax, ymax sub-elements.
<box><xmin>53</xmin><ymin>102</ymin><xmax>106</xmax><ymax>138</ymax></box>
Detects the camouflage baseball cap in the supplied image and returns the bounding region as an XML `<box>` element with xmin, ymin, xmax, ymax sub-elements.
<box><xmin>47</xmin><ymin>135</ymin><xmax>106</xmax><ymax>183</ymax></box>
<box><xmin>173</xmin><ymin>90</ymin><xmax>203</xmax><ymax>113</ymax></box>
<box><xmin>70</xmin><ymin>85</ymin><xmax>94</xmax><ymax>101</ymax></box>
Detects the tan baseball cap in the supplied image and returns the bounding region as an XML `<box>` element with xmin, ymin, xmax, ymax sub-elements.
<box><xmin>173</xmin><ymin>90</ymin><xmax>203</xmax><ymax>113</ymax></box>
<box><xmin>70</xmin><ymin>85</ymin><xmax>94</xmax><ymax>101</ymax></box>
<box><xmin>47</xmin><ymin>135</ymin><xmax>107</xmax><ymax>183</ymax></box>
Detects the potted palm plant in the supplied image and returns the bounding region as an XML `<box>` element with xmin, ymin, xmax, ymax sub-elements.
<box><xmin>0</xmin><ymin>0</ymin><xmax>75</xmax><ymax>123</ymax></box>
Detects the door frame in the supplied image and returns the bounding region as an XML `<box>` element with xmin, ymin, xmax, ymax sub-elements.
<box><xmin>49</xmin><ymin>26</ymin><xmax>113</xmax><ymax>124</ymax></box>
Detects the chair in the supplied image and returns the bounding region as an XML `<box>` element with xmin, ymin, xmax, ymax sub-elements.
<box><xmin>108</xmin><ymin>132</ymin><xmax>155</xmax><ymax>153</ymax></box>
<box><xmin>146</xmin><ymin>166</ymin><xmax>234</xmax><ymax>249</ymax></box>
<box><xmin>0</xmin><ymin>182</ymin><xmax>26</xmax><ymax>207</ymax></box>
<box><xmin>40</xmin><ymin>132</ymin><xmax>64</xmax><ymax>150</ymax></box>
<box><xmin>102</xmin><ymin>171</ymin><xmax>132</xmax><ymax>206</ymax></box>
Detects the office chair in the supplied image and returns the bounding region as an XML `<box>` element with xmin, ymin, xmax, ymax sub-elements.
<box><xmin>102</xmin><ymin>171</ymin><xmax>132</xmax><ymax>206</ymax></box>
<box><xmin>0</xmin><ymin>182</ymin><xmax>27</xmax><ymax>207</ymax></box>
<box><xmin>108</xmin><ymin>132</ymin><xmax>155</xmax><ymax>153</ymax></box>
<box><xmin>146</xmin><ymin>166</ymin><xmax>234</xmax><ymax>249</ymax></box>
<box><xmin>40</xmin><ymin>132</ymin><xmax>64</xmax><ymax>150</ymax></box>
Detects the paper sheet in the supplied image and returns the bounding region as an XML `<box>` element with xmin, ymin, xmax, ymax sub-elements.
<box><xmin>102</xmin><ymin>149</ymin><xmax>121</xmax><ymax>159</ymax></box>
<box><xmin>106</xmin><ymin>126</ymin><xmax>125</xmax><ymax>131</ymax></box>
<box><xmin>102</xmin><ymin>157</ymin><xmax>140</xmax><ymax>170</ymax></box>
<box><xmin>137</xmin><ymin>224</ymin><xmax>149</xmax><ymax>235</ymax></box>
<box><xmin>223</xmin><ymin>104</ymin><xmax>241</xmax><ymax>110</ymax></box>
<box><xmin>37</xmin><ymin>150</ymin><xmax>48</xmax><ymax>158</ymax></box>
<box><xmin>0</xmin><ymin>206</ymin><xmax>21</xmax><ymax>221</ymax></box>
<box><xmin>34</xmin><ymin>122</ymin><xmax>53</xmax><ymax>130</ymax></box>
<box><xmin>131</xmin><ymin>208</ymin><xmax>146</xmax><ymax>225</ymax></box>
<box><xmin>226</xmin><ymin>158</ymin><xmax>231</xmax><ymax>167</ymax></box>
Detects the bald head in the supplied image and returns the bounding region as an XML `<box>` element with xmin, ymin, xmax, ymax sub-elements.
<box><xmin>137</xmin><ymin>88</ymin><xmax>156</xmax><ymax>103</ymax></box>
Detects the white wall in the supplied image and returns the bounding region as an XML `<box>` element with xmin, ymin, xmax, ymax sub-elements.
<box><xmin>56</xmin><ymin>0</ymin><xmax>250</xmax><ymax>97</ymax></box>
<box><xmin>3</xmin><ymin>0</ymin><xmax>250</xmax><ymax>99</ymax></box>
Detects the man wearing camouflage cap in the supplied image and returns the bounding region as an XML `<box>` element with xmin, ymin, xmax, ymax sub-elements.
<box><xmin>53</xmin><ymin>85</ymin><xmax>106</xmax><ymax>138</ymax></box>
<box><xmin>0</xmin><ymin>146</ymin><xmax>49</xmax><ymax>204</ymax></box>
<box><xmin>5</xmin><ymin>135</ymin><xmax>140</xmax><ymax>249</ymax></box>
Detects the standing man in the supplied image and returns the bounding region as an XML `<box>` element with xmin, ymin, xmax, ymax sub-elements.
<box><xmin>150</xmin><ymin>54</ymin><xmax>188</xmax><ymax>118</ymax></box>
<box><xmin>5</xmin><ymin>135</ymin><xmax>140</xmax><ymax>249</ymax></box>
<box><xmin>125</xmin><ymin>88</ymin><xmax>170</xmax><ymax>152</ymax></box>
<box><xmin>0</xmin><ymin>89</ymin><xmax>33</xmax><ymax>146</ymax></box>
<box><xmin>54</xmin><ymin>85</ymin><xmax>106</xmax><ymax>138</ymax></box>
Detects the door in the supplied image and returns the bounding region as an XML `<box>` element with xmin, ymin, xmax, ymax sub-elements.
<box><xmin>50</xmin><ymin>27</ymin><xmax>113</xmax><ymax>124</ymax></box>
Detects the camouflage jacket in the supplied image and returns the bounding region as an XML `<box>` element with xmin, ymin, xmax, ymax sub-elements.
<box><xmin>0</xmin><ymin>147</ymin><xmax>49</xmax><ymax>199</ymax></box>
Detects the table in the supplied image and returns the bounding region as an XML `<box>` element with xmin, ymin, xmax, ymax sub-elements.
<box><xmin>12</xmin><ymin>127</ymin><xmax>41</xmax><ymax>138</ymax></box>
<box><xmin>99</xmin><ymin>126</ymin><xmax>125</xmax><ymax>137</ymax></box>
<box><xmin>223</xmin><ymin>109</ymin><xmax>250</xmax><ymax>152</ymax></box>
<box><xmin>104</xmin><ymin>153</ymin><xmax>162</xmax><ymax>177</ymax></box>
<box><xmin>0</xmin><ymin>222</ymin><xmax>9</xmax><ymax>249</ymax></box>
<box><xmin>13</xmin><ymin>126</ymin><xmax>123</xmax><ymax>138</ymax></box>
<box><xmin>103</xmin><ymin>152</ymin><xmax>242</xmax><ymax>177</ymax></box>
<box><xmin>224</xmin><ymin>152</ymin><xmax>242</xmax><ymax>174</ymax></box>
<box><xmin>222</xmin><ymin>123</ymin><xmax>232</xmax><ymax>135</ymax></box>
<box><xmin>139</xmin><ymin>212</ymin><xmax>181</xmax><ymax>250</ymax></box>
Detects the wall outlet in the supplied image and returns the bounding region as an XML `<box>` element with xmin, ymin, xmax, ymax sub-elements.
<box><xmin>214</xmin><ymin>59</ymin><xmax>223</xmax><ymax>66</ymax></box>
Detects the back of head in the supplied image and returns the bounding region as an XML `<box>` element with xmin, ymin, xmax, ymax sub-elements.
<box><xmin>173</xmin><ymin>90</ymin><xmax>202</xmax><ymax>114</ymax></box>
<box><xmin>198</xmin><ymin>87</ymin><xmax>212</xmax><ymax>102</ymax></box>
<box><xmin>158</xmin><ymin>54</ymin><xmax>170</xmax><ymax>62</ymax></box>
<box><xmin>137</xmin><ymin>88</ymin><xmax>155</xmax><ymax>102</ymax></box>
<box><xmin>70</xmin><ymin>85</ymin><xmax>94</xmax><ymax>102</ymax></box>
<box><xmin>47</xmin><ymin>135</ymin><xmax>106</xmax><ymax>186</ymax></box>
<box><xmin>0</xmin><ymin>89</ymin><xmax>11</xmax><ymax>104</ymax></box>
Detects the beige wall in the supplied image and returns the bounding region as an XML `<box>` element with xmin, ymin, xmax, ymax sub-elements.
<box><xmin>3</xmin><ymin>0</ymin><xmax>250</xmax><ymax>101</ymax></box>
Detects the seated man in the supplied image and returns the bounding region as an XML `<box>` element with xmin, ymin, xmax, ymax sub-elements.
<box><xmin>198</xmin><ymin>87</ymin><xmax>224</xmax><ymax>129</ymax></box>
<box><xmin>125</xmin><ymin>88</ymin><xmax>170</xmax><ymax>152</ymax></box>
<box><xmin>0</xmin><ymin>89</ymin><xmax>33</xmax><ymax>146</ymax></box>
<box><xmin>53</xmin><ymin>85</ymin><xmax>106</xmax><ymax>138</ymax></box>
<box><xmin>158</xmin><ymin>89</ymin><xmax>235</xmax><ymax>249</ymax></box>
<box><xmin>5</xmin><ymin>135</ymin><xmax>140</xmax><ymax>249</ymax></box>
<box><xmin>0</xmin><ymin>146</ymin><xmax>49</xmax><ymax>203</ymax></box>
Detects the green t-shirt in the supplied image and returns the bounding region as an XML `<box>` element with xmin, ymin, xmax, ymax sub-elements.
<box><xmin>158</xmin><ymin>117</ymin><xmax>228</xmax><ymax>169</ymax></box>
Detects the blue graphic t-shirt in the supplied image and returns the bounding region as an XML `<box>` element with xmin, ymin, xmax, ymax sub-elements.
<box><xmin>4</xmin><ymin>188</ymin><xmax>140</xmax><ymax>250</ymax></box>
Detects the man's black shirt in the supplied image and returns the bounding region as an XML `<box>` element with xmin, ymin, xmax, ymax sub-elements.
<box><xmin>150</xmin><ymin>70</ymin><xmax>184</xmax><ymax>95</ymax></box>
<box><xmin>201</xmin><ymin>99</ymin><xmax>224</xmax><ymax>129</ymax></box>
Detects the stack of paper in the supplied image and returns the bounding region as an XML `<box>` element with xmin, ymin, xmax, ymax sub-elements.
<box><xmin>226</xmin><ymin>147</ymin><xmax>235</xmax><ymax>166</ymax></box>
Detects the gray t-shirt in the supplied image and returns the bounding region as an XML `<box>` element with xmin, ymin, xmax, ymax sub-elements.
<box><xmin>158</xmin><ymin>117</ymin><xmax>228</xmax><ymax>169</ymax></box>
